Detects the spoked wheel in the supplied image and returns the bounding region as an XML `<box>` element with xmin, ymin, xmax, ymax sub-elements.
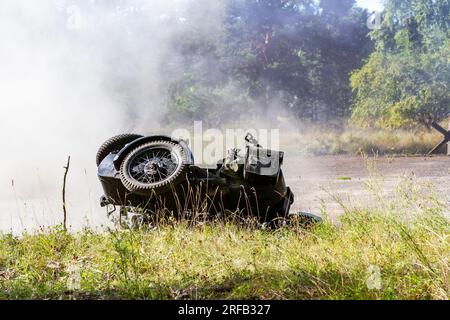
<box><xmin>120</xmin><ymin>140</ymin><xmax>188</xmax><ymax>195</ymax></box>
<box><xmin>128</xmin><ymin>147</ymin><xmax>179</xmax><ymax>183</ymax></box>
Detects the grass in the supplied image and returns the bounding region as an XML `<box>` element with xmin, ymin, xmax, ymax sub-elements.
<box><xmin>0</xmin><ymin>173</ymin><xmax>448</xmax><ymax>300</ymax></box>
<box><xmin>279</xmin><ymin>125</ymin><xmax>444</xmax><ymax>155</ymax></box>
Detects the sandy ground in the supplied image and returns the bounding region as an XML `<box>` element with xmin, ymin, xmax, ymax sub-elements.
<box><xmin>284</xmin><ymin>155</ymin><xmax>450</xmax><ymax>218</ymax></box>
<box><xmin>1</xmin><ymin>155</ymin><xmax>449</xmax><ymax>232</ymax></box>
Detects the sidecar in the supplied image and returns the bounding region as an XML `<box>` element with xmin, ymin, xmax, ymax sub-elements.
<box><xmin>97</xmin><ymin>133</ymin><xmax>294</xmax><ymax>223</ymax></box>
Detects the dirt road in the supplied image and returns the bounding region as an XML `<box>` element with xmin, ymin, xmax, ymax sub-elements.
<box><xmin>1</xmin><ymin>155</ymin><xmax>448</xmax><ymax>232</ymax></box>
<box><xmin>283</xmin><ymin>155</ymin><xmax>450</xmax><ymax>217</ymax></box>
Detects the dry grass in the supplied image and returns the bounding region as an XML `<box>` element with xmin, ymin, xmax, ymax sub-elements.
<box><xmin>280</xmin><ymin>126</ymin><xmax>443</xmax><ymax>155</ymax></box>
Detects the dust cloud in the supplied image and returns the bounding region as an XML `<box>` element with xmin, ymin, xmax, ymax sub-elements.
<box><xmin>0</xmin><ymin>0</ymin><xmax>225</xmax><ymax>232</ymax></box>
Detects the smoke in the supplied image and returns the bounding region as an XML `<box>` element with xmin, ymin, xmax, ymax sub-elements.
<box><xmin>0</xmin><ymin>0</ymin><xmax>225</xmax><ymax>231</ymax></box>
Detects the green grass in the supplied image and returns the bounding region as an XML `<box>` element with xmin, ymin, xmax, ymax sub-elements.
<box><xmin>0</xmin><ymin>177</ymin><xmax>448</xmax><ymax>300</ymax></box>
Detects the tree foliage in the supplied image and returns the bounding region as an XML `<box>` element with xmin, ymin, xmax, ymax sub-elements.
<box><xmin>351</xmin><ymin>0</ymin><xmax>450</xmax><ymax>128</ymax></box>
<box><xmin>60</xmin><ymin>0</ymin><xmax>449</xmax><ymax>127</ymax></box>
<box><xmin>167</xmin><ymin>0</ymin><xmax>372</xmax><ymax>124</ymax></box>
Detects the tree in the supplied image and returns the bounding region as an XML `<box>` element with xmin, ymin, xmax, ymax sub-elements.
<box><xmin>351</xmin><ymin>0</ymin><xmax>450</xmax><ymax>128</ymax></box>
<box><xmin>222</xmin><ymin>0</ymin><xmax>372</xmax><ymax>121</ymax></box>
<box><xmin>164</xmin><ymin>0</ymin><xmax>373</xmax><ymax>124</ymax></box>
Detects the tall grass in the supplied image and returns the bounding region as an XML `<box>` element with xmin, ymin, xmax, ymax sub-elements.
<box><xmin>280</xmin><ymin>126</ymin><xmax>443</xmax><ymax>155</ymax></box>
<box><xmin>0</xmin><ymin>174</ymin><xmax>448</xmax><ymax>300</ymax></box>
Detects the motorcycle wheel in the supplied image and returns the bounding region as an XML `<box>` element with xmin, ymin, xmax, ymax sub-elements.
<box><xmin>96</xmin><ymin>134</ymin><xmax>142</xmax><ymax>166</ymax></box>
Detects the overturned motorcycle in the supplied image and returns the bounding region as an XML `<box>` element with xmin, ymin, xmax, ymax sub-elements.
<box><xmin>96</xmin><ymin>133</ymin><xmax>321</xmax><ymax>227</ymax></box>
